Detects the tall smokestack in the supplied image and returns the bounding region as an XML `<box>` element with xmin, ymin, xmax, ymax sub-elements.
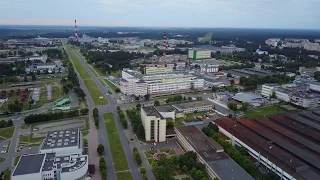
<box><xmin>163</xmin><ymin>32</ymin><xmax>166</xmax><ymax>64</ymax></box>
<box><xmin>75</xmin><ymin>20</ymin><xmax>78</xmax><ymax>40</ymax></box>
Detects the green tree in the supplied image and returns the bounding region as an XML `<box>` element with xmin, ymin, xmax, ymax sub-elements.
<box><xmin>166</xmin><ymin>120</ymin><xmax>174</xmax><ymax>129</ymax></box>
<box><xmin>140</xmin><ymin>167</ymin><xmax>146</xmax><ymax>175</ymax></box>
<box><xmin>154</xmin><ymin>100</ymin><xmax>160</xmax><ymax>106</ymax></box>
<box><xmin>31</xmin><ymin>73</ymin><xmax>36</xmax><ymax>81</ymax></box>
<box><xmin>28</xmin><ymin>99</ymin><xmax>35</xmax><ymax>108</ymax></box>
<box><xmin>144</xmin><ymin>93</ymin><xmax>150</xmax><ymax>101</ymax></box>
<box><xmin>183</xmin><ymin>96</ymin><xmax>186</xmax><ymax>101</ymax></box>
<box><xmin>240</xmin><ymin>102</ymin><xmax>249</xmax><ymax>111</ymax></box>
<box><xmin>212</xmin><ymin>86</ymin><xmax>218</xmax><ymax>92</ymax></box>
<box><xmin>227</xmin><ymin>73</ymin><xmax>232</xmax><ymax>77</ymax></box>
<box><xmin>136</xmin><ymin>103</ymin><xmax>141</xmax><ymax>111</ymax></box>
<box><xmin>188</xmin><ymin>97</ymin><xmax>192</xmax><ymax>101</ymax></box>
<box><xmin>115</xmin><ymin>88</ymin><xmax>121</xmax><ymax>93</ymax></box>
<box><xmin>227</xmin><ymin>102</ymin><xmax>237</xmax><ymax>111</ymax></box>
<box><xmin>23</xmin><ymin>76</ymin><xmax>28</xmax><ymax>82</ymax></box>
<box><xmin>97</xmin><ymin>144</ymin><xmax>105</xmax><ymax>156</ymax></box>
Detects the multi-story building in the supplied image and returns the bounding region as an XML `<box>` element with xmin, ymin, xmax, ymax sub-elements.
<box><xmin>299</xmin><ymin>66</ymin><xmax>318</xmax><ymax>75</ymax></box>
<box><xmin>274</xmin><ymin>83</ymin><xmax>320</xmax><ymax>108</ymax></box>
<box><xmin>175</xmin><ymin>126</ymin><xmax>254</xmax><ymax>180</ymax></box>
<box><xmin>12</xmin><ymin>153</ymin><xmax>88</xmax><ymax>180</ymax></box>
<box><xmin>261</xmin><ymin>84</ymin><xmax>280</xmax><ymax>98</ymax></box>
<box><xmin>144</xmin><ymin>66</ymin><xmax>173</xmax><ymax>75</ymax></box>
<box><xmin>172</xmin><ymin>101</ymin><xmax>212</xmax><ymax>114</ymax></box>
<box><xmin>265</xmin><ymin>38</ymin><xmax>281</xmax><ymax>47</ymax></box>
<box><xmin>120</xmin><ymin>69</ymin><xmax>204</xmax><ymax>96</ymax></box>
<box><xmin>12</xmin><ymin>129</ymin><xmax>88</xmax><ymax>180</ymax></box>
<box><xmin>304</xmin><ymin>42</ymin><xmax>320</xmax><ymax>51</ymax></box>
<box><xmin>141</xmin><ymin>106</ymin><xmax>167</xmax><ymax>142</ymax></box>
<box><xmin>200</xmin><ymin>64</ymin><xmax>219</xmax><ymax>73</ymax></box>
<box><xmin>188</xmin><ymin>49</ymin><xmax>211</xmax><ymax>60</ymax></box>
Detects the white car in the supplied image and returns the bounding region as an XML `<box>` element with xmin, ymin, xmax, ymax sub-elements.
<box><xmin>2</xmin><ymin>145</ymin><xmax>7</xmax><ymax>148</ymax></box>
<box><xmin>1</xmin><ymin>151</ymin><xmax>6</xmax><ymax>154</ymax></box>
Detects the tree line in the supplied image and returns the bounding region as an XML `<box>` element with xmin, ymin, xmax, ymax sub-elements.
<box><xmin>117</xmin><ymin>106</ymin><xmax>127</xmax><ymax>129</ymax></box>
<box><xmin>99</xmin><ymin>157</ymin><xmax>107</xmax><ymax>180</ymax></box>
<box><xmin>202</xmin><ymin>122</ymin><xmax>277</xmax><ymax>180</ymax></box>
<box><xmin>240</xmin><ymin>74</ymin><xmax>294</xmax><ymax>91</ymax></box>
<box><xmin>24</xmin><ymin>108</ymin><xmax>89</xmax><ymax>124</ymax></box>
<box><xmin>126</xmin><ymin>108</ymin><xmax>145</xmax><ymax>140</ymax></box>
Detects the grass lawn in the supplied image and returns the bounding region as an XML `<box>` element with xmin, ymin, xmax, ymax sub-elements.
<box><xmin>19</xmin><ymin>134</ymin><xmax>45</xmax><ymax>143</ymax></box>
<box><xmin>108</xmin><ymin>71</ymin><xmax>121</xmax><ymax>77</ymax></box>
<box><xmin>146</xmin><ymin>149</ymin><xmax>158</xmax><ymax>155</ymax></box>
<box><xmin>0</xmin><ymin>157</ymin><xmax>6</xmax><ymax>163</ymax></box>
<box><xmin>99</xmin><ymin>78</ymin><xmax>106</xmax><ymax>86</ymax></box>
<box><xmin>82</xmin><ymin>130</ymin><xmax>89</xmax><ymax>137</ymax></box>
<box><xmin>185</xmin><ymin>111</ymin><xmax>207</xmax><ymax>120</ymax></box>
<box><xmin>88</xmin><ymin>65</ymin><xmax>99</xmax><ymax>77</ymax></box>
<box><xmin>0</xmin><ymin>127</ymin><xmax>15</xmax><ymax>139</ymax></box>
<box><xmin>104</xmin><ymin>113</ymin><xmax>129</xmax><ymax>171</ymax></box>
<box><xmin>169</xmin><ymin>149</ymin><xmax>176</xmax><ymax>155</ymax></box>
<box><xmin>116</xmin><ymin>171</ymin><xmax>133</xmax><ymax>180</ymax></box>
<box><xmin>160</xmin><ymin>148</ymin><xmax>171</xmax><ymax>153</ymax></box>
<box><xmin>14</xmin><ymin>156</ymin><xmax>20</xmax><ymax>166</ymax></box>
<box><xmin>20</xmin><ymin>125</ymin><xmax>30</xmax><ymax>129</ymax></box>
<box><xmin>175</xmin><ymin>117</ymin><xmax>185</xmax><ymax>126</ymax></box>
<box><xmin>147</xmin><ymin>158</ymin><xmax>154</xmax><ymax>165</ymax></box>
<box><xmin>144</xmin><ymin>152</ymin><xmax>153</xmax><ymax>158</ymax></box>
<box><xmin>104</xmin><ymin>79</ymin><xmax>118</xmax><ymax>92</ymax></box>
<box><xmin>243</xmin><ymin>105</ymin><xmax>287</xmax><ymax>118</ymax></box>
<box><xmin>66</xmin><ymin>47</ymin><xmax>91</xmax><ymax>79</ymax></box>
<box><xmin>84</xmin><ymin>79</ymin><xmax>108</xmax><ymax>105</ymax></box>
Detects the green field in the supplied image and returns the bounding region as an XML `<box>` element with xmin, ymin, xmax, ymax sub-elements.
<box><xmin>116</xmin><ymin>171</ymin><xmax>133</xmax><ymax>180</ymax></box>
<box><xmin>0</xmin><ymin>157</ymin><xmax>6</xmax><ymax>163</ymax></box>
<box><xmin>65</xmin><ymin>47</ymin><xmax>91</xmax><ymax>79</ymax></box>
<box><xmin>84</xmin><ymin>79</ymin><xmax>108</xmax><ymax>105</ymax></box>
<box><xmin>104</xmin><ymin>113</ymin><xmax>130</xmax><ymax>171</ymax></box>
<box><xmin>0</xmin><ymin>127</ymin><xmax>15</xmax><ymax>139</ymax></box>
<box><xmin>104</xmin><ymin>79</ymin><xmax>118</xmax><ymax>92</ymax></box>
<box><xmin>243</xmin><ymin>105</ymin><xmax>287</xmax><ymax>118</ymax></box>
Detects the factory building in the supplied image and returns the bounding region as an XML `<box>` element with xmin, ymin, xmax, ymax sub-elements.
<box><xmin>175</xmin><ymin>126</ymin><xmax>254</xmax><ymax>180</ymax></box>
<box><xmin>188</xmin><ymin>49</ymin><xmax>211</xmax><ymax>60</ymax></box>
<box><xmin>214</xmin><ymin>116</ymin><xmax>320</xmax><ymax>180</ymax></box>
<box><xmin>120</xmin><ymin>70</ymin><xmax>204</xmax><ymax>96</ymax></box>
<box><xmin>141</xmin><ymin>106</ymin><xmax>167</xmax><ymax>142</ymax></box>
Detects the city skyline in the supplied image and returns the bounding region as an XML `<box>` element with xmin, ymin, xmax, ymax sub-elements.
<box><xmin>0</xmin><ymin>0</ymin><xmax>320</xmax><ymax>29</ymax></box>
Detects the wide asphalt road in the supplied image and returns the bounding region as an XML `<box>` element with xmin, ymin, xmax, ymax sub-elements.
<box><xmin>66</xmin><ymin>47</ymin><xmax>141</xmax><ymax>180</ymax></box>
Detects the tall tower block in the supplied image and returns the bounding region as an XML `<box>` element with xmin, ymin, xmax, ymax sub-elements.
<box><xmin>74</xmin><ymin>20</ymin><xmax>78</xmax><ymax>40</ymax></box>
<box><xmin>163</xmin><ymin>32</ymin><xmax>166</xmax><ymax>64</ymax></box>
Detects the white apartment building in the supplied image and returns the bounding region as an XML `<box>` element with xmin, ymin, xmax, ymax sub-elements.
<box><xmin>172</xmin><ymin>101</ymin><xmax>212</xmax><ymax>114</ymax></box>
<box><xmin>261</xmin><ymin>84</ymin><xmax>280</xmax><ymax>98</ymax></box>
<box><xmin>145</xmin><ymin>66</ymin><xmax>173</xmax><ymax>75</ymax></box>
<box><xmin>200</xmin><ymin>64</ymin><xmax>219</xmax><ymax>73</ymax></box>
<box><xmin>304</xmin><ymin>42</ymin><xmax>320</xmax><ymax>51</ymax></box>
<box><xmin>141</xmin><ymin>106</ymin><xmax>167</xmax><ymax>142</ymax></box>
<box><xmin>120</xmin><ymin>70</ymin><xmax>204</xmax><ymax>96</ymax></box>
<box><xmin>188</xmin><ymin>49</ymin><xmax>211</xmax><ymax>60</ymax></box>
<box><xmin>299</xmin><ymin>66</ymin><xmax>318</xmax><ymax>75</ymax></box>
<box><xmin>12</xmin><ymin>153</ymin><xmax>88</xmax><ymax>180</ymax></box>
<box><xmin>265</xmin><ymin>38</ymin><xmax>281</xmax><ymax>47</ymax></box>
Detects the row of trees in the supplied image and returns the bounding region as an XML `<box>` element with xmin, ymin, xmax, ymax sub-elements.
<box><xmin>202</xmin><ymin>122</ymin><xmax>276</xmax><ymax>180</ymax></box>
<box><xmin>152</xmin><ymin>151</ymin><xmax>208</xmax><ymax>180</ymax></box>
<box><xmin>126</xmin><ymin>109</ymin><xmax>145</xmax><ymax>140</ymax></box>
<box><xmin>93</xmin><ymin>108</ymin><xmax>99</xmax><ymax>128</ymax></box>
<box><xmin>61</xmin><ymin>49</ymin><xmax>86</xmax><ymax>99</ymax></box>
<box><xmin>99</xmin><ymin>157</ymin><xmax>107</xmax><ymax>180</ymax></box>
<box><xmin>133</xmin><ymin>147</ymin><xmax>142</xmax><ymax>166</ymax></box>
<box><xmin>0</xmin><ymin>119</ymin><xmax>13</xmax><ymax>128</ymax></box>
<box><xmin>117</xmin><ymin>106</ymin><xmax>128</xmax><ymax>129</ymax></box>
<box><xmin>227</xmin><ymin>102</ymin><xmax>248</xmax><ymax>111</ymax></box>
<box><xmin>219</xmin><ymin>63</ymin><xmax>255</xmax><ymax>71</ymax></box>
<box><xmin>240</xmin><ymin>74</ymin><xmax>294</xmax><ymax>91</ymax></box>
<box><xmin>140</xmin><ymin>167</ymin><xmax>148</xmax><ymax>180</ymax></box>
<box><xmin>24</xmin><ymin>108</ymin><xmax>88</xmax><ymax>124</ymax></box>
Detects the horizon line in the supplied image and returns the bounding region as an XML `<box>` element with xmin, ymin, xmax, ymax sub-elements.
<box><xmin>0</xmin><ymin>24</ymin><xmax>320</xmax><ymax>31</ymax></box>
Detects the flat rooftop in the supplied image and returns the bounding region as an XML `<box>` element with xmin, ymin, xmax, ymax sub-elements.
<box><xmin>13</xmin><ymin>154</ymin><xmax>45</xmax><ymax>176</ymax></box>
<box><xmin>175</xmin><ymin>126</ymin><xmax>254</xmax><ymax>180</ymax></box>
<box><xmin>173</xmin><ymin>101</ymin><xmax>211</xmax><ymax>110</ymax></box>
<box><xmin>232</xmin><ymin>93</ymin><xmax>264</xmax><ymax>103</ymax></box>
<box><xmin>155</xmin><ymin>105</ymin><xmax>177</xmax><ymax>113</ymax></box>
<box><xmin>142</xmin><ymin>106</ymin><xmax>164</xmax><ymax>119</ymax></box>
<box><xmin>40</xmin><ymin>129</ymin><xmax>80</xmax><ymax>150</ymax></box>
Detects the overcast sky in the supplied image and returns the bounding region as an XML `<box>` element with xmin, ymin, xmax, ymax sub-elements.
<box><xmin>0</xmin><ymin>0</ymin><xmax>319</xmax><ymax>29</ymax></box>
